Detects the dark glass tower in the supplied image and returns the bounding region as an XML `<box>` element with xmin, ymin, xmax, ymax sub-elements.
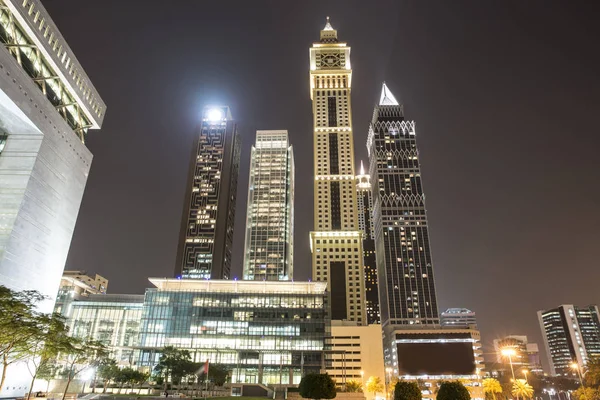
<box><xmin>356</xmin><ymin>161</ymin><xmax>379</xmax><ymax>324</ymax></box>
<box><xmin>175</xmin><ymin>106</ymin><xmax>241</xmax><ymax>280</ymax></box>
<box><xmin>367</xmin><ymin>84</ymin><xmax>439</xmax><ymax>328</ymax></box>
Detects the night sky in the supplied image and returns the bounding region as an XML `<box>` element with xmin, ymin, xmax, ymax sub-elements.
<box><xmin>43</xmin><ymin>1</ymin><xmax>600</xmax><ymax>366</ymax></box>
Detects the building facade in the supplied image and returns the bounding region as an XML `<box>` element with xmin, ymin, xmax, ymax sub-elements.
<box><xmin>391</xmin><ymin>327</ymin><xmax>484</xmax><ymax>400</ymax></box>
<box><xmin>326</xmin><ymin>322</ymin><xmax>384</xmax><ymax>400</ymax></box>
<box><xmin>137</xmin><ymin>279</ymin><xmax>328</xmax><ymax>385</ymax></box>
<box><xmin>55</xmin><ymin>270</ymin><xmax>108</xmax><ymax>315</ymax></box>
<box><xmin>0</xmin><ymin>0</ymin><xmax>105</xmax><ymax>316</ymax></box>
<box><xmin>309</xmin><ymin>18</ymin><xmax>366</xmax><ymax>325</ymax></box>
<box><xmin>538</xmin><ymin>305</ymin><xmax>600</xmax><ymax>376</ymax></box>
<box><xmin>366</xmin><ymin>83</ymin><xmax>440</xmax><ymax>364</ymax></box>
<box><xmin>440</xmin><ymin>308</ymin><xmax>477</xmax><ymax>329</ymax></box>
<box><xmin>62</xmin><ymin>294</ymin><xmax>144</xmax><ymax>365</ymax></box>
<box><xmin>243</xmin><ymin>130</ymin><xmax>294</xmax><ymax>281</ymax></box>
<box><xmin>175</xmin><ymin>106</ymin><xmax>241</xmax><ymax>280</ymax></box>
<box><xmin>356</xmin><ymin>162</ymin><xmax>378</xmax><ymax>325</ymax></box>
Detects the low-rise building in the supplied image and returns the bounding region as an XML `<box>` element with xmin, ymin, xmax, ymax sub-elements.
<box><xmin>440</xmin><ymin>308</ymin><xmax>477</xmax><ymax>329</ymax></box>
<box><xmin>326</xmin><ymin>322</ymin><xmax>385</xmax><ymax>400</ymax></box>
<box><xmin>388</xmin><ymin>326</ymin><xmax>484</xmax><ymax>400</ymax></box>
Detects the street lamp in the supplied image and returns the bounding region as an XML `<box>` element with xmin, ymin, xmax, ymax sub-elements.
<box><xmin>500</xmin><ymin>348</ymin><xmax>517</xmax><ymax>380</ymax></box>
<box><xmin>501</xmin><ymin>348</ymin><xmax>518</xmax><ymax>400</ymax></box>
<box><xmin>360</xmin><ymin>370</ymin><xmax>365</xmax><ymax>386</ymax></box>
<box><xmin>385</xmin><ymin>368</ymin><xmax>393</xmax><ymax>400</ymax></box>
<box><xmin>571</xmin><ymin>362</ymin><xmax>584</xmax><ymax>387</ymax></box>
<box><xmin>523</xmin><ymin>369</ymin><xmax>529</xmax><ymax>384</ymax></box>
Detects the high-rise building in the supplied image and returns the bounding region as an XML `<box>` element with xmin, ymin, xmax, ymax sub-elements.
<box><xmin>0</xmin><ymin>0</ymin><xmax>105</xmax><ymax>316</ymax></box>
<box><xmin>309</xmin><ymin>18</ymin><xmax>366</xmax><ymax>325</ymax></box>
<box><xmin>356</xmin><ymin>161</ymin><xmax>378</xmax><ymax>324</ymax></box>
<box><xmin>538</xmin><ymin>305</ymin><xmax>600</xmax><ymax>376</ymax></box>
<box><xmin>441</xmin><ymin>308</ymin><xmax>477</xmax><ymax>329</ymax></box>
<box><xmin>243</xmin><ymin>130</ymin><xmax>294</xmax><ymax>281</ymax></box>
<box><xmin>367</xmin><ymin>83</ymin><xmax>440</xmax><ymax>364</ymax></box>
<box><xmin>175</xmin><ymin>106</ymin><xmax>241</xmax><ymax>280</ymax></box>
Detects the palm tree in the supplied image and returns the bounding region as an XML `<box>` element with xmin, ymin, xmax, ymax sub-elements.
<box><xmin>482</xmin><ymin>378</ymin><xmax>503</xmax><ymax>400</ymax></box>
<box><xmin>512</xmin><ymin>379</ymin><xmax>534</xmax><ymax>400</ymax></box>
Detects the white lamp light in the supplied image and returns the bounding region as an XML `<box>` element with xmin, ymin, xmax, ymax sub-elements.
<box><xmin>206</xmin><ymin>108</ymin><xmax>223</xmax><ymax>122</ymax></box>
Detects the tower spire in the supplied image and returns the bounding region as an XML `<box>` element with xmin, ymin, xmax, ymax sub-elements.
<box><xmin>323</xmin><ymin>16</ymin><xmax>334</xmax><ymax>31</ymax></box>
<box><xmin>379</xmin><ymin>82</ymin><xmax>399</xmax><ymax>106</ymax></box>
<box><xmin>360</xmin><ymin>160</ymin><xmax>365</xmax><ymax>176</ymax></box>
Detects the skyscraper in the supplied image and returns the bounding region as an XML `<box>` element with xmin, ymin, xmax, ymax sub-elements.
<box><xmin>243</xmin><ymin>130</ymin><xmax>294</xmax><ymax>281</ymax></box>
<box><xmin>356</xmin><ymin>161</ymin><xmax>379</xmax><ymax>324</ymax></box>
<box><xmin>309</xmin><ymin>18</ymin><xmax>366</xmax><ymax>325</ymax></box>
<box><xmin>538</xmin><ymin>304</ymin><xmax>600</xmax><ymax>376</ymax></box>
<box><xmin>0</xmin><ymin>0</ymin><xmax>105</xmax><ymax>314</ymax></box>
<box><xmin>175</xmin><ymin>106</ymin><xmax>240</xmax><ymax>280</ymax></box>
<box><xmin>367</xmin><ymin>83</ymin><xmax>439</xmax><ymax>355</ymax></box>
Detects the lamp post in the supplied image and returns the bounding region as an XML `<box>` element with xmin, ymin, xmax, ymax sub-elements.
<box><xmin>361</xmin><ymin>370</ymin><xmax>365</xmax><ymax>387</ymax></box>
<box><xmin>385</xmin><ymin>367</ymin><xmax>392</xmax><ymax>400</ymax></box>
<box><xmin>571</xmin><ymin>362</ymin><xmax>585</xmax><ymax>387</ymax></box>
<box><xmin>501</xmin><ymin>348</ymin><xmax>517</xmax><ymax>400</ymax></box>
<box><xmin>523</xmin><ymin>370</ymin><xmax>529</xmax><ymax>384</ymax></box>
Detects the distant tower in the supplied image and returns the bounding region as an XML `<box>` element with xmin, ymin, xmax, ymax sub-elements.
<box><xmin>356</xmin><ymin>161</ymin><xmax>379</xmax><ymax>324</ymax></box>
<box><xmin>538</xmin><ymin>305</ymin><xmax>600</xmax><ymax>376</ymax></box>
<box><xmin>243</xmin><ymin>130</ymin><xmax>294</xmax><ymax>281</ymax></box>
<box><xmin>367</xmin><ymin>83</ymin><xmax>440</xmax><ymax>360</ymax></box>
<box><xmin>175</xmin><ymin>106</ymin><xmax>241</xmax><ymax>280</ymax></box>
<box><xmin>309</xmin><ymin>17</ymin><xmax>366</xmax><ymax>325</ymax></box>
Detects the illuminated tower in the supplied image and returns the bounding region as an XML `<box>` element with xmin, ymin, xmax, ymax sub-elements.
<box><xmin>356</xmin><ymin>161</ymin><xmax>379</xmax><ymax>324</ymax></box>
<box><xmin>367</xmin><ymin>82</ymin><xmax>439</xmax><ymax>333</ymax></box>
<box><xmin>243</xmin><ymin>130</ymin><xmax>294</xmax><ymax>281</ymax></box>
<box><xmin>175</xmin><ymin>106</ymin><xmax>241</xmax><ymax>280</ymax></box>
<box><xmin>310</xmin><ymin>18</ymin><xmax>366</xmax><ymax>325</ymax></box>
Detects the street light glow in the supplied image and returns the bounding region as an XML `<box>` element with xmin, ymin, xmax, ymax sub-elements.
<box><xmin>571</xmin><ymin>363</ymin><xmax>579</xmax><ymax>370</ymax></box>
<box><xmin>501</xmin><ymin>348</ymin><xmax>516</xmax><ymax>356</ymax></box>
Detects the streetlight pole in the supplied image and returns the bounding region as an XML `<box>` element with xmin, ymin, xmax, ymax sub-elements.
<box><xmin>385</xmin><ymin>367</ymin><xmax>392</xmax><ymax>400</ymax></box>
<box><xmin>501</xmin><ymin>348</ymin><xmax>517</xmax><ymax>400</ymax></box>
<box><xmin>523</xmin><ymin>370</ymin><xmax>529</xmax><ymax>384</ymax></box>
<box><xmin>571</xmin><ymin>362</ymin><xmax>585</xmax><ymax>387</ymax></box>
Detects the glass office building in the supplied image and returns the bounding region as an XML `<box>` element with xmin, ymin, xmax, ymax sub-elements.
<box><xmin>63</xmin><ymin>294</ymin><xmax>145</xmax><ymax>364</ymax></box>
<box><xmin>137</xmin><ymin>279</ymin><xmax>328</xmax><ymax>385</ymax></box>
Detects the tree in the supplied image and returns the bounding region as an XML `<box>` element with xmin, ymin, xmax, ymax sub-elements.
<box><xmin>366</xmin><ymin>376</ymin><xmax>384</xmax><ymax>398</ymax></box>
<box><xmin>345</xmin><ymin>380</ymin><xmax>362</xmax><ymax>393</ymax></box>
<box><xmin>511</xmin><ymin>379</ymin><xmax>533</xmax><ymax>400</ymax></box>
<box><xmin>437</xmin><ymin>381</ymin><xmax>470</xmax><ymax>400</ymax></box>
<box><xmin>96</xmin><ymin>358</ymin><xmax>119</xmax><ymax>393</ymax></box>
<box><xmin>585</xmin><ymin>356</ymin><xmax>600</xmax><ymax>388</ymax></box>
<box><xmin>153</xmin><ymin>346</ymin><xmax>192</xmax><ymax>390</ymax></box>
<box><xmin>134</xmin><ymin>371</ymin><xmax>150</xmax><ymax>394</ymax></box>
<box><xmin>0</xmin><ymin>286</ymin><xmax>46</xmax><ymax>393</ymax></box>
<box><xmin>573</xmin><ymin>387</ymin><xmax>600</xmax><ymax>400</ymax></box>
<box><xmin>23</xmin><ymin>313</ymin><xmax>72</xmax><ymax>400</ymax></box>
<box><xmin>299</xmin><ymin>373</ymin><xmax>336</xmax><ymax>400</ymax></box>
<box><xmin>58</xmin><ymin>338</ymin><xmax>108</xmax><ymax>400</ymax></box>
<box><xmin>208</xmin><ymin>364</ymin><xmax>229</xmax><ymax>387</ymax></box>
<box><xmin>393</xmin><ymin>380</ymin><xmax>422</xmax><ymax>400</ymax></box>
<box><xmin>36</xmin><ymin>361</ymin><xmax>59</xmax><ymax>395</ymax></box>
<box><xmin>482</xmin><ymin>378</ymin><xmax>503</xmax><ymax>400</ymax></box>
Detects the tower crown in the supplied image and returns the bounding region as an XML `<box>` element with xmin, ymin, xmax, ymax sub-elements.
<box><xmin>379</xmin><ymin>82</ymin><xmax>399</xmax><ymax>106</ymax></box>
<box><xmin>320</xmin><ymin>16</ymin><xmax>338</xmax><ymax>42</ymax></box>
